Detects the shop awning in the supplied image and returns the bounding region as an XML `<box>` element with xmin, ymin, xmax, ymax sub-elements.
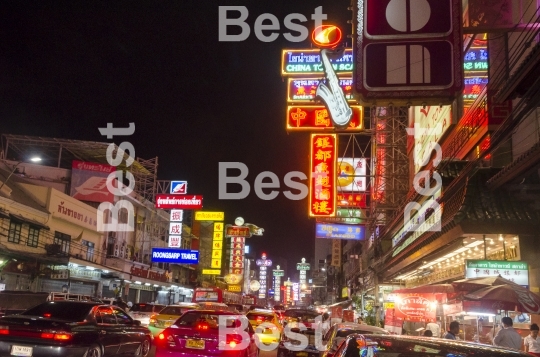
<box><xmin>9</xmin><ymin>214</ymin><xmax>50</xmax><ymax>230</ymax></box>
<box><xmin>386</xmin><ymin>167</ymin><xmax>540</xmax><ymax>272</ymax></box>
<box><xmin>0</xmin><ymin>243</ymin><xmax>69</xmax><ymax>265</ymax></box>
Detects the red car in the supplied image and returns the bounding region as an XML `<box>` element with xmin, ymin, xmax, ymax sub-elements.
<box><xmin>155</xmin><ymin>309</ymin><xmax>259</xmax><ymax>357</ymax></box>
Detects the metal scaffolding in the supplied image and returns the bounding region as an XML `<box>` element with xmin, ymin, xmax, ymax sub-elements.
<box><xmin>369</xmin><ymin>107</ymin><xmax>410</xmax><ymax>230</ymax></box>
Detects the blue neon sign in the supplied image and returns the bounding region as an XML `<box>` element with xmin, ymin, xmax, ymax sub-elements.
<box><xmin>151</xmin><ymin>248</ymin><xmax>199</xmax><ymax>264</ymax></box>
<box><xmin>315</xmin><ymin>223</ymin><xmax>365</xmax><ymax>240</ymax></box>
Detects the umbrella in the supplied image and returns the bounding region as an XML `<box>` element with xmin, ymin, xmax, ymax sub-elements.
<box><xmin>393</xmin><ymin>284</ymin><xmax>455</xmax><ymax>294</ymax></box>
<box><xmin>463</xmin><ymin>284</ymin><xmax>540</xmax><ymax>314</ymax></box>
<box><xmin>451</xmin><ymin>275</ymin><xmax>520</xmax><ymax>292</ymax></box>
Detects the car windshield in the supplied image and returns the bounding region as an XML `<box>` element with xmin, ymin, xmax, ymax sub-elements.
<box><xmin>246</xmin><ymin>313</ymin><xmax>273</xmax><ymax>322</ymax></box>
<box><xmin>283</xmin><ymin>328</ymin><xmax>316</xmax><ymax>346</ymax></box>
<box><xmin>22</xmin><ymin>302</ymin><xmax>94</xmax><ymax>321</ymax></box>
<box><xmin>130</xmin><ymin>304</ymin><xmax>164</xmax><ymax>313</ymax></box>
<box><xmin>160</xmin><ymin>306</ymin><xmax>195</xmax><ymax>315</ymax></box>
<box><xmin>177</xmin><ymin>311</ymin><xmax>241</xmax><ymax>328</ymax></box>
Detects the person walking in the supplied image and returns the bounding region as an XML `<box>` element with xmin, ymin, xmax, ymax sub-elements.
<box><xmin>493</xmin><ymin>316</ymin><xmax>522</xmax><ymax>350</ymax></box>
<box><xmin>116</xmin><ymin>296</ymin><xmax>129</xmax><ymax>311</ymax></box>
<box><xmin>443</xmin><ymin>321</ymin><xmax>460</xmax><ymax>340</ymax></box>
<box><xmin>426</xmin><ymin>321</ymin><xmax>441</xmax><ymax>338</ymax></box>
<box><xmin>524</xmin><ymin>323</ymin><xmax>540</xmax><ymax>356</ymax></box>
<box><xmin>423</xmin><ymin>330</ymin><xmax>433</xmax><ymax>337</ymax></box>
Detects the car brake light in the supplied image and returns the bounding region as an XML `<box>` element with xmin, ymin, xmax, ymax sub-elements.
<box><xmin>196</xmin><ymin>322</ymin><xmax>209</xmax><ymax>330</ymax></box>
<box><xmin>158</xmin><ymin>331</ymin><xmax>176</xmax><ymax>346</ymax></box>
<box><xmin>40</xmin><ymin>331</ymin><xmax>73</xmax><ymax>341</ymax></box>
<box><xmin>0</xmin><ymin>326</ymin><xmax>8</xmax><ymax>335</ymax></box>
<box><xmin>229</xmin><ymin>341</ymin><xmax>237</xmax><ymax>348</ymax></box>
<box><xmin>43</xmin><ymin>313</ymin><xmax>52</xmax><ymax>318</ymax></box>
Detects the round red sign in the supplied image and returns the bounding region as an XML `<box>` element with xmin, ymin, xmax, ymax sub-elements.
<box><xmin>311</xmin><ymin>25</ymin><xmax>342</xmax><ymax>48</ymax></box>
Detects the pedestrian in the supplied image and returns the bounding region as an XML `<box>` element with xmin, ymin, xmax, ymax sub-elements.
<box><xmin>443</xmin><ymin>321</ymin><xmax>460</xmax><ymax>340</ymax></box>
<box><xmin>357</xmin><ymin>313</ymin><xmax>364</xmax><ymax>324</ymax></box>
<box><xmin>116</xmin><ymin>296</ymin><xmax>129</xmax><ymax>311</ymax></box>
<box><xmin>426</xmin><ymin>321</ymin><xmax>441</xmax><ymax>338</ymax></box>
<box><xmin>423</xmin><ymin>330</ymin><xmax>433</xmax><ymax>337</ymax></box>
<box><xmin>493</xmin><ymin>316</ymin><xmax>522</xmax><ymax>350</ymax></box>
<box><xmin>524</xmin><ymin>323</ymin><xmax>540</xmax><ymax>356</ymax></box>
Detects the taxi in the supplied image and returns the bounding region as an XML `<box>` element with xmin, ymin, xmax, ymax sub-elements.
<box><xmin>148</xmin><ymin>302</ymin><xmax>200</xmax><ymax>336</ymax></box>
<box><xmin>246</xmin><ymin>308</ymin><xmax>283</xmax><ymax>345</ymax></box>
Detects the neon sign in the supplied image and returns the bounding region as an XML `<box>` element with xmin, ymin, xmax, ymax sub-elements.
<box><xmin>287</xmin><ymin>105</ymin><xmax>363</xmax><ymax>131</ymax></box>
<box><xmin>312</xmin><ymin>25</ymin><xmax>342</xmax><ymax>48</ymax></box>
<box><xmin>309</xmin><ymin>134</ymin><xmax>337</xmax><ymax>217</ymax></box>
<box><xmin>281</xmin><ymin>49</ymin><xmax>353</xmax><ymax>76</ymax></box>
<box><xmin>288</xmin><ymin>77</ymin><xmax>355</xmax><ymax>102</ymax></box>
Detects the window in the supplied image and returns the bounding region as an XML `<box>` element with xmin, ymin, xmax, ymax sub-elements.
<box><xmin>96</xmin><ymin>306</ymin><xmax>116</xmax><ymax>324</ymax></box>
<box><xmin>82</xmin><ymin>240</ymin><xmax>95</xmax><ymax>261</ymax></box>
<box><xmin>8</xmin><ymin>221</ymin><xmax>22</xmax><ymax>243</ymax></box>
<box><xmin>113</xmin><ymin>307</ymin><xmax>132</xmax><ymax>324</ymax></box>
<box><xmin>54</xmin><ymin>231</ymin><xmax>71</xmax><ymax>255</ymax></box>
<box><xmin>27</xmin><ymin>227</ymin><xmax>40</xmax><ymax>247</ymax></box>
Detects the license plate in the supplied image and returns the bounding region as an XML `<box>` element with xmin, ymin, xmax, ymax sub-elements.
<box><xmin>11</xmin><ymin>346</ymin><xmax>32</xmax><ymax>357</ymax></box>
<box><xmin>186</xmin><ymin>339</ymin><xmax>205</xmax><ymax>349</ymax></box>
<box><xmin>296</xmin><ymin>353</ymin><xmax>308</xmax><ymax>357</ymax></box>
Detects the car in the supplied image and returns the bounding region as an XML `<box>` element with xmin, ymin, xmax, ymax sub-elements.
<box><xmin>320</xmin><ymin>322</ymin><xmax>390</xmax><ymax>357</ymax></box>
<box><xmin>148</xmin><ymin>302</ymin><xmax>200</xmax><ymax>336</ymax></box>
<box><xmin>128</xmin><ymin>302</ymin><xmax>166</xmax><ymax>326</ymax></box>
<box><xmin>277</xmin><ymin>324</ymin><xmax>320</xmax><ymax>357</ymax></box>
<box><xmin>227</xmin><ymin>303</ymin><xmax>245</xmax><ymax>313</ymax></box>
<box><xmin>245</xmin><ymin>308</ymin><xmax>283</xmax><ymax>346</ymax></box>
<box><xmin>333</xmin><ymin>333</ymin><xmax>533</xmax><ymax>357</ymax></box>
<box><xmin>282</xmin><ymin>309</ymin><xmax>321</xmax><ymax>329</ymax></box>
<box><xmin>0</xmin><ymin>300</ymin><xmax>152</xmax><ymax>357</ymax></box>
<box><xmin>154</xmin><ymin>309</ymin><xmax>258</xmax><ymax>357</ymax></box>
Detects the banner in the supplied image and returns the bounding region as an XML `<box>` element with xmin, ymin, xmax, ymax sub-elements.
<box><xmin>70</xmin><ymin>160</ymin><xmax>116</xmax><ymax>203</ymax></box>
<box><xmin>394</xmin><ymin>293</ymin><xmax>437</xmax><ymax>322</ymax></box>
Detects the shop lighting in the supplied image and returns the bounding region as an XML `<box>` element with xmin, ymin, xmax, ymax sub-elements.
<box><xmin>102</xmin><ymin>270</ymin><xmax>109</xmax><ymax>273</ymax></box>
<box><xmin>171</xmin><ymin>285</ymin><xmax>178</xmax><ymax>288</ymax></box>
<box><xmin>153</xmin><ymin>284</ymin><xmax>159</xmax><ymax>287</ymax></box>
<box><xmin>464</xmin><ymin>241</ymin><xmax>483</xmax><ymax>248</ymax></box>
<box><xmin>499</xmin><ymin>234</ymin><xmax>504</xmax><ymax>241</ymax></box>
<box><xmin>144</xmin><ymin>283</ymin><xmax>151</xmax><ymax>286</ymax></box>
<box><xmin>30</xmin><ymin>156</ymin><xmax>42</xmax><ymax>162</ymax></box>
<box><xmin>135</xmin><ymin>281</ymin><xmax>142</xmax><ymax>284</ymax></box>
<box><xmin>490</xmin><ymin>240</ymin><xmax>494</xmax><ymax>245</ymax></box>
<box><xmin>511</xmin><ymin>245</ymin><xmax>515</xmax><ymax>248</ymax></box>
<box><xmin>487</xmin><ymin>247</ymin><xmax>491</xmax><ymax>250</ymax></box>
<box><xmin>465</xmin><ymin>311</ymin><xmax>496</xmax><ymax>316</ymax></box>
<box><xmin>70</xmin><ymin>263</ymin><xmax>78</xmax><ymax>267</ymax></box>
<box><xmin>85</xmin><ymin>266</ymin><xmax>95</xmax><ymax>270</ymax></box>
<box><xmin>124</xmin><ymin>280</ymin><xmax>131</xmax><ymax>283</ymax></box>
<box><xmin>513</xmin><ymin>237</ymin><xmax>518</xmax><ymax>240</ymax></box>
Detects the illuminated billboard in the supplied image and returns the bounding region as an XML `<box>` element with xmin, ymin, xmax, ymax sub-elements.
<box><xmin>70</xmin><ymin>160</ymin><xmax>116</xmax><ymax>203</ymax></box>
<box><xmin>288</xmin><ymin>78</ymin><xmax>355</xmax><ymax>102</ymax></box>
<box><xmin>194</xmin><ymin>211</ymin><xmax>224</xmax><ymax>221</ymax></box>
<box><xmin>337</xmin><ymin>158</ymin><xmax>367</xmax><ymax>192</ymax></box>
<box><xmin>315</xmin><ymin>223</ymin><xmax>366</xmax><ymax>240</ymax></box>
<box><xmin>287</xmin><ymin>106</ymin><xmax>363</xmax><ymax>131</ymax></box>
<box><xmin>281</xmin><ymin>49</ymin><xmax>353</xmax><ymax>76</ymax></box>
<box><xmin>309</xmin><ymin>134</ymin><xmax>337</xmax><ymax>217</ymax></box>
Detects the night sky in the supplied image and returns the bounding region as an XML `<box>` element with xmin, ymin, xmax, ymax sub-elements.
<box><xmin>0</xmin><ymin>0</ymin><xmax>352</xmax><ymax>276</ymax></box>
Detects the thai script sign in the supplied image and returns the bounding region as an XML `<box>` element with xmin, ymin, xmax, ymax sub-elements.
<box><xmin>395</xmin><ymin>294</ymin><xmax>437</xmax><ymax>322</ymax></box>
<box><xmin>70</xmin><ymin>160</ymin><xmax>116</xmax><ymax>203</ymax></box>
<box><xmin>225</xmin><ymin>225</ymin><xmax>251</xmax><ymax>238</ymax></box>
<box><xmin>288</xmin><ymin>78</ymin><xmax>354</xmax><ymax>102</ymax></box>
<box><xmin>465</xmin><ymin>260</ymin><xmax>529</xmax><ymax>286</ymax></box>
<box><xmin>281</xmin><ymin>48</ymin><xmax>353</xmax><ymax>76</ymax></box>
<box><xmin>155</xmin><ymin>195</ymin><xmax>203</xmax><ymax>209</ymax></box>
<box><xmin>195</xmin><ymin>211</ymin><xmax>224</xmax><ymax>221</ymax></box>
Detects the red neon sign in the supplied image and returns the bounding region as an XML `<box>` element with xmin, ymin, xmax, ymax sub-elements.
<box><xmin>312</xmin><ymin>25</ymin><xmax>342</xmax><ymax>48</ymax></box>
<box><xmin>287</xmin><ymin>106</ymin><xmax>363</xmax><ymax>131</ymax></box>
<box><xmin>309</xmin><ymin>134</ymin><xmax>337</xmax><ymax>217</ymax></box>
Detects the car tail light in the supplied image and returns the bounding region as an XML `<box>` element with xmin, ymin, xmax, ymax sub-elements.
<box><xmin>157</xmin><ymin>330</ymin><xmax>176</xmax><ymax>347</ymax></box>
<box><xmin>149</xmin><ymin>314</ymin><xmax>157</xmax><ymax>325</ymax></box>
<box><xmin>227</xmin><ymin>334</ymin><xmax>243</xmax><ymax>348</ymax></box>
<box><xmin>0</xmin><ymin>326</ymin><xmax>8</xmax><ymax>335</ymax></box>
<box><xmin>40</xmin><ymin>331</ymin><xmax>73</xmax><ymax>341</ymax></box>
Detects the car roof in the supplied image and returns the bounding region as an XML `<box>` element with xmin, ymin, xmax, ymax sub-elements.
<box><xmin>335</xmin><ymin>322</ymin><xmax>388</xmax><ymax>332</ymax></box>
<box><xmin>189</xmin><ymin>309</ymin><xmax>244</xmax><ymax>315</ymax></box>
<box><xmin>246</xmin><ymin>309</ymin><xmax>275</xmax><ymax>315</ymax></box>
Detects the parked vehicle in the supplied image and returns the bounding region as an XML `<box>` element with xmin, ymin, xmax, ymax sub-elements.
<box><xmin>333</xmin><ymin>333</ymin><xmax>532</xmax><ymax>357</ymax></box>
<box><xmin>320</xmin><ymin>322</ymin><xmax>389</xmax><ymax>357</ymax></box>
<box><xmin>155</xmin><ymin>310</ymin><xmax>258</xmax><ymax>357</ymax></box>
<box><xmin>0</xmin><ymin>300</ymin><xmax>152</xmax><ymax>357</ymax></box>
<box><xmin>128</xmin><ymin>303</ymin><xmax>165</xmax><ymax>326</ymax></box>
<box><xmin>148</xmin><ymin>302</ymin><xmax>200</xmax><ymax>336</ymax></box>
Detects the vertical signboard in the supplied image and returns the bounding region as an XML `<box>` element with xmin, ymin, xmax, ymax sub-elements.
<box><xmin>331</xmin><ymin>239</ymin><xmax>341</xmax><ymax>267</ymax></box>
<box><xmin>211</xmin><ymin>222</ymin><xmax>224</xmax><ymax>270</ymax></box>
<box><xmin>309</xmin><ymin>134</ymin><xmax>337</xmax><ymax>217</ymax></box>
<box><xmin>169</xmin><ymin>210</ymin><xmax>183</xmax><ymax>248</ymax></box>
<box><xmin>273</xmin><ymin>265</ymin><xmax>284</xmax><ymax>302</ymax></box>
<box><xmin>356</xmin><ymin>0</ymin><xmax>463</xmax><ymax>105</ymax></box>
<box><xmin>230</xmin><ymin>237</ymin><xmax>245</xmax><ymax>275</ymax></box>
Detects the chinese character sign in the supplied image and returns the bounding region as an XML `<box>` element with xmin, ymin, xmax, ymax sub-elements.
<box><xmin>309</xmin><ymin>134</ymin><xmax>337</xmax><ymax>217</ymax></box>
<box><xmin>211</xmin><ymin>222</ymin><xmax>224</xmax><ymax>270</ymax></box>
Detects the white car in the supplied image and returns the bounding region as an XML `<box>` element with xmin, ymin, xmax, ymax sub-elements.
<box><xmin>128</xmin><ymin>303</ymin><xmax>165</xmax><ymax>326</ymax></box>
